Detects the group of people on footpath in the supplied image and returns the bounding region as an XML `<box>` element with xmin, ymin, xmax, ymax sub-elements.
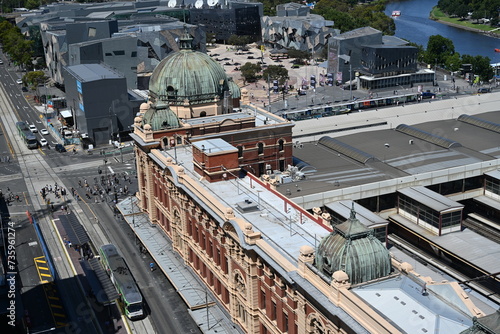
<box><xmin>0</xmin><ymin>187</ymin><xmax>22</xmax><ymax>205</ymax></box>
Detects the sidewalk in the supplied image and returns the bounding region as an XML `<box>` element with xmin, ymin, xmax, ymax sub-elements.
<box><xmin>116</xmin><ymin>197</ymin><xmax>241</xmax><ymax>334</ymax></box>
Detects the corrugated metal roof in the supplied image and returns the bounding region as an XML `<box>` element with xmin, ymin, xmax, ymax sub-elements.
<box><xmin>473</xmin><ymin>195</ymin><xmax>500</xmax><ymax>211</ymax></box>
<box><xmin>318</xmin><ymin>136</ymin><xmax>376</xmax><ymax>164</ymax></box>
<box><xmin>59</xmin><ymin>214</ymin><xmax>90</xmax><ymax>245</ymax></box>
<box><xmin>458</xmin><ymin>114</ymin><xmax>500</xmax><ymax>134</ymax></box>
<box><xmin>325</xmin><ymin>200</ymin><xmax>388</xmax><ymax>227</ymax></box>
<box><xmin>396</xmin><ymin>124</ymin><xmax>462</xmax><ymax>149</ymax></box>
<box><xmin>398</xmin><ymin>186</ymin><xmax>463</xmax><ymax>213</ymax></box>
<box><xmin>485</xmin><ymin>169</ymin><xmax>500</xmax><ymax>179</ymax></box>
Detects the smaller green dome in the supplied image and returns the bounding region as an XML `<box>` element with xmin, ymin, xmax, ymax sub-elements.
<box><xmin>142</xmin><ymin>107</ymin><xmax>180</xmax><ymax>131</ymax></box>
<box><xmin>227</xmin><ymin>77</ymin><xmax>241</xmax><ymax>99</ymax></box>
<box><xmin>315</xmin><ymin>205</ymin><xmax>391</xmax><ymax>284</ymax></box>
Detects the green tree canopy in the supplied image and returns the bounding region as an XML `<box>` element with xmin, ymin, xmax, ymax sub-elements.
<box><xmin>262</xmin><ymin>65</ymin><xmax>289</xmax><ymax>85</ymax></box>
<box><xmin>425</xmin><ymin>35</ymin><xmax>455</xmax><ymax>65</ymax></box>
<box><xmin>461</xmin><ymin>54</ymin><xmax>494</xmax><ymax>81</ymax></box>
<box><xmin>240</xmin><ymin>62</ymin><xmax>262</xmax><ymax>83</ymax></box>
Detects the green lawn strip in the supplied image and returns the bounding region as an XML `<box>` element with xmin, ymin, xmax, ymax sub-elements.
<box><xmin>430</xmin><ymin>7</ymin><xmax>496</xmax><ymax>32</ymax></box>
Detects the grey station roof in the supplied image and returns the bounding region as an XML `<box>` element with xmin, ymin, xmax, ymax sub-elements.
<box><xmin>458</xmin><ymin>114</ymin><xmax>500</xmax><ymax>134</ymax></box>
<box><xmin>485</xmin><ymin>169</ymin><xmax>500</xmax><ymax>180</ymax></box>
<box><xmin>353</xmin><ymin>275</ymin><xmax>472</xmax><ymax>334</ymax></box>
<box><xmin>396</xmin><ymin>124</ymin><xmax>462</xmax><ymax>149</ymax></box>
<box><xmin>325</xmin><ymin>200</ymin><xmax>388</xmax><ymax>228</ymax></box>
<box><xmin>473</xmin><ymin>195</ymin><xmax>500</xmax><ymax>211</ymax></box>
<box><xmin>318</xmin><ymin>136</ymin><xmax>376</xmax><ymax>164</ymax></box>
<box><xmin>397</xmin><ymin>186</ymin><xmax>464</xmax><ymax>213</ymax></box>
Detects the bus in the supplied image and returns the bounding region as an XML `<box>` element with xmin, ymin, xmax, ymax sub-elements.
<box><xmin>99</xmin><ymin>244</ymin><xmax>144</xmax><ymax>320</ymax></box>
<box><xmin>16</xmin><ymin>121</ymin><xmax>38</xmax><ymax>149</ymax></box>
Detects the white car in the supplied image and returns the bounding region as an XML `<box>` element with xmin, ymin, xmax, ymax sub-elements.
<box><xmin>29</xmin><ymin>124</ymin><xmax>38</xmax><ymax>133</ymax></box>
<box><xmin>39</xmin><ymin>138</ymin><xmax>48</xmax><ymax>147</ymax></box>
<box><xmin>40</xmin><ymin>128</ymin><xmax>49</xmax><ymax>135</ymax></box>
<box><xmin>16</xmin><ymin>78</ymin><xmax>23</xmax><ymax>84</ymax></box>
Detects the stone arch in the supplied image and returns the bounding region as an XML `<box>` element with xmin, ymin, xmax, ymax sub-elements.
<box><xmin>233</xmin><ymin>269</ymin><xmax>247</xmax><ymax>295</ymax></box>
<box><xmin>306</xmin><ymin>313</ymin><xmax>326</xmax><ymax>334</ymax></box>
<box><xmin>278</xmin><ymin>138</ymin><xmax>285</xmax><ymax>151</ymax></box>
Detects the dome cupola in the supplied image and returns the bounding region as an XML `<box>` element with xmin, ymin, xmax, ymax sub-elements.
<box><xmin>148</xmin><ymin>26</ymin><xmax>229</xmax><ymax>106</ymax></box>
<box><xmin>315</xmin><ymin>204</ymin><xmax>391</xmax><ymax>284</ymax></box>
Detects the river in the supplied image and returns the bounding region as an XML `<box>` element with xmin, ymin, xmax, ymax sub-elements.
<box><xmin>384</xmin><ymin>0</ymin><xmax>500</xmax><ymax>60</ymax></box>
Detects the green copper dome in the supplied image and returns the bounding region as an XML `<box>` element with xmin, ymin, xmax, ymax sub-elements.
<box><xmin>142</xmin><ymin>106</ymin><xmax>180</xmax><ymax>131</ymax></box>
<box><xmin>315</xmin><ymin>206</ymin><xmax>391</xmax><ymax>284</ymax></box>
<box><xmin>227</xmin><ymin>77</ymin><xmax>241</xmax><ymax>99</ymax></box>
<box><xmin>149</xmin><ymin>30</ymin><xmax>228</xmax><ymax>106</ymax></box>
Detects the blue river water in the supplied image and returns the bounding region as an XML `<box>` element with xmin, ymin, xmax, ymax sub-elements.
<box><xmin>384</xmin><ymin>0</ymin><xmax>500</xmax><ymax>60</ymax></box>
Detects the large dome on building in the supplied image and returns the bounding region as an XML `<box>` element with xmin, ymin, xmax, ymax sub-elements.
<box><xmin>315</xmin><ymin>206</ymin><xmax>391</xmax><ymax>284</ymax></box>
<box><xmin>148</xmin><ymin>29</ymin><xmax>229</xmax><ymax>106</ymax></box>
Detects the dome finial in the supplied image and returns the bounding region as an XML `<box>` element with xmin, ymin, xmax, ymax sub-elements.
<box><xmin>350</xmin><ymin>202</ymin><xmax>356</xmax><ymax>220</ymax></box>
<box><xmin>179</xmin><ymin>25</ymin><xmax>193</xmax><ymax>50</ymax></box>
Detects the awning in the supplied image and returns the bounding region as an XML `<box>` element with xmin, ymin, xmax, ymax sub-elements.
<box><xmin>59</xmin><ymin>214</ymin><xmax>90</xmax><ymax>246</ymax></box>
<box><xmin>60</xmin><ymin>109</ymin><xmax>72</xmax><ymax>118</ymax></box>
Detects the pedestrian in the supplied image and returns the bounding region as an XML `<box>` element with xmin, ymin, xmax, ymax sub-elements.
<box><xmin>150</xmin><ymin>262</ymin><xmax>155</xmax><ymax>272</ymax></box>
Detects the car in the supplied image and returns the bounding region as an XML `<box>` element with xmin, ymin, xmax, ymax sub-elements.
<box><xmin>40</xmin><ymin>128</ymin><xmax>49</xmax><ymax>135</ymax></box>
<box><xmin>0</xmin><ymin>60</ymin><xmax>3</xmax><ymax>65</ymax></box>
<box><xmin>477</xmin><ymin>88</ymin><xmax>490</xmax><ymax>94</ymax></box>
<box><xmin>39</xmin><ymin>138</ymin><xmax>48</xmax><ymax>147</ymax></box>
<box><xmin>16</xmin><ymin>78</ymin><xmax>23</xmax><ymax>84</ymax></box>
<box><xmin>55</xmin><ymin>144</ymin><xmax>66</xmax><ymax>152</ymax></box>
<box><xmin>21</xmin><ymin>86</ymin><xmax>28</xmax><ymax>92</ymax></box>
<box><xmin>421</xmin><ymin>91</ymin><xmax>436</xmax><ymax>99</ymax></box>
<box><xmin>29</xmin><ymin>124</ymin><xmax>38</xmax><ymax>133</ymax></box>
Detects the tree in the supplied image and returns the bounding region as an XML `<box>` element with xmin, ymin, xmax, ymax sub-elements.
<box><xmin>287</xmin><ymin>49</ymin><xmax>310</xmax><ymax>64</ymax></box>
<box><xmin>240</xmin><ymin>62</ymin><xmax>261</xmax><ymax>83</ymax></box>
<box><xmin>461</xmin><ymin>54</ymin><xmax>494</xmax><ymax>82</ymax></box>
<box><xmin>425</xmin><ymin>35</ymin><xmax>455</xmax><ymax>66</ymax></box>
<box><xmin>24</xmin><ymin>71</ymin><xmax>48</xmax><ymax>100</ymax></box>
<box><xmin>227</xmin><ymin>35</ymin><xmax>252</xmax><ymax>47</ymax></box>
<box><xmin>262</xmin><ymin>65</ymin><xmax>289</xmax><ymax>85</ymax></box>
<box><xmin>444</xmin><ymin>52</ymin><xmax>462</xmax><ymax>71</ymax></box>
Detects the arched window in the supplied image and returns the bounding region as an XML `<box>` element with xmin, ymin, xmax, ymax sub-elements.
<box><xmin>200</xmin><ymin>111</ymin><xmax>207</xmax><ymax>117</ymax></box>
<box><xmin>257</xmin><ymin>142</ymin><xmax>264</xmax><ymax>155</ymax></box>
<box><xmin>166</xmin><ymin>85</ymin><xmax>176</xmax><ymax>100</ymax></box>
<box><xmin>278</xmin><ymin>139</ymin><xmax>284</xmax><ymax>151</ymax></box>
<box><xmin>237</xmin><ymin>146</ymin><xmax>243</xmax><ymax>158</ymax></box>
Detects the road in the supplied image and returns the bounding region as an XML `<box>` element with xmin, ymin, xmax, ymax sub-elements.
<box><xmin>0</xmin><ymin>52</ymin><xmax>201</xmax><ymax>334</ymax></box>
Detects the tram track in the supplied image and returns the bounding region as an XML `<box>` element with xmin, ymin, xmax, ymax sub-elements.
<box><xmin>0</xmin><ymin>75</ymin><xmax>104</xmax><ymax>333</ymax></box>
<box><xmin>0</xmin><ymin>73</ymin><xmax>155</xmax><ymax>334</ymax></box>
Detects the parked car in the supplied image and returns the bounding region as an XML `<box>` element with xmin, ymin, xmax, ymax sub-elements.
<box><xmin>420</xmin><ymin>91</ymin><xmax>436</xmax><ymax>99</ymax></box>
<box><xmin>39</xmin><ymin>138</ymin><xmax>48</xmax><ymax>147</ymax></box>
<box><xmin>55</xmin><ymin>144</ymin><xmax>66</xmax><ymax>152</ymax></box>
<box><xmin>40</xmin><ymin>128</ymin><xmax>49</xmax><ymax>135</ymax></box>
<box><xmin>16</xmin><ymin>78</ymin><xmax>23</xmax><ymax>84</ymax></box>
<box><xmin>29</xmin><ymin>124</ymin><xmax>38</xmax><ymax>133</ymax></box>
<box><xmin>477</xmin><ymin>87</ymin><xmax>490</xmax><ymax>94</ymax></box>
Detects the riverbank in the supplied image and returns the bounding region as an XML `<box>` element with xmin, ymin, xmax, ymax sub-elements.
<box><xmin>430</xmin><ymin>7</ymin><xmax>500</xmax><ymax>38</ymax></box>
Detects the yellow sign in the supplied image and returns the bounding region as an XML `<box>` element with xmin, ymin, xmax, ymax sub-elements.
<box><xmin>260</xmin><ymin>45</ymin><xmax>265</xmax><ymax>52</ymax></box>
